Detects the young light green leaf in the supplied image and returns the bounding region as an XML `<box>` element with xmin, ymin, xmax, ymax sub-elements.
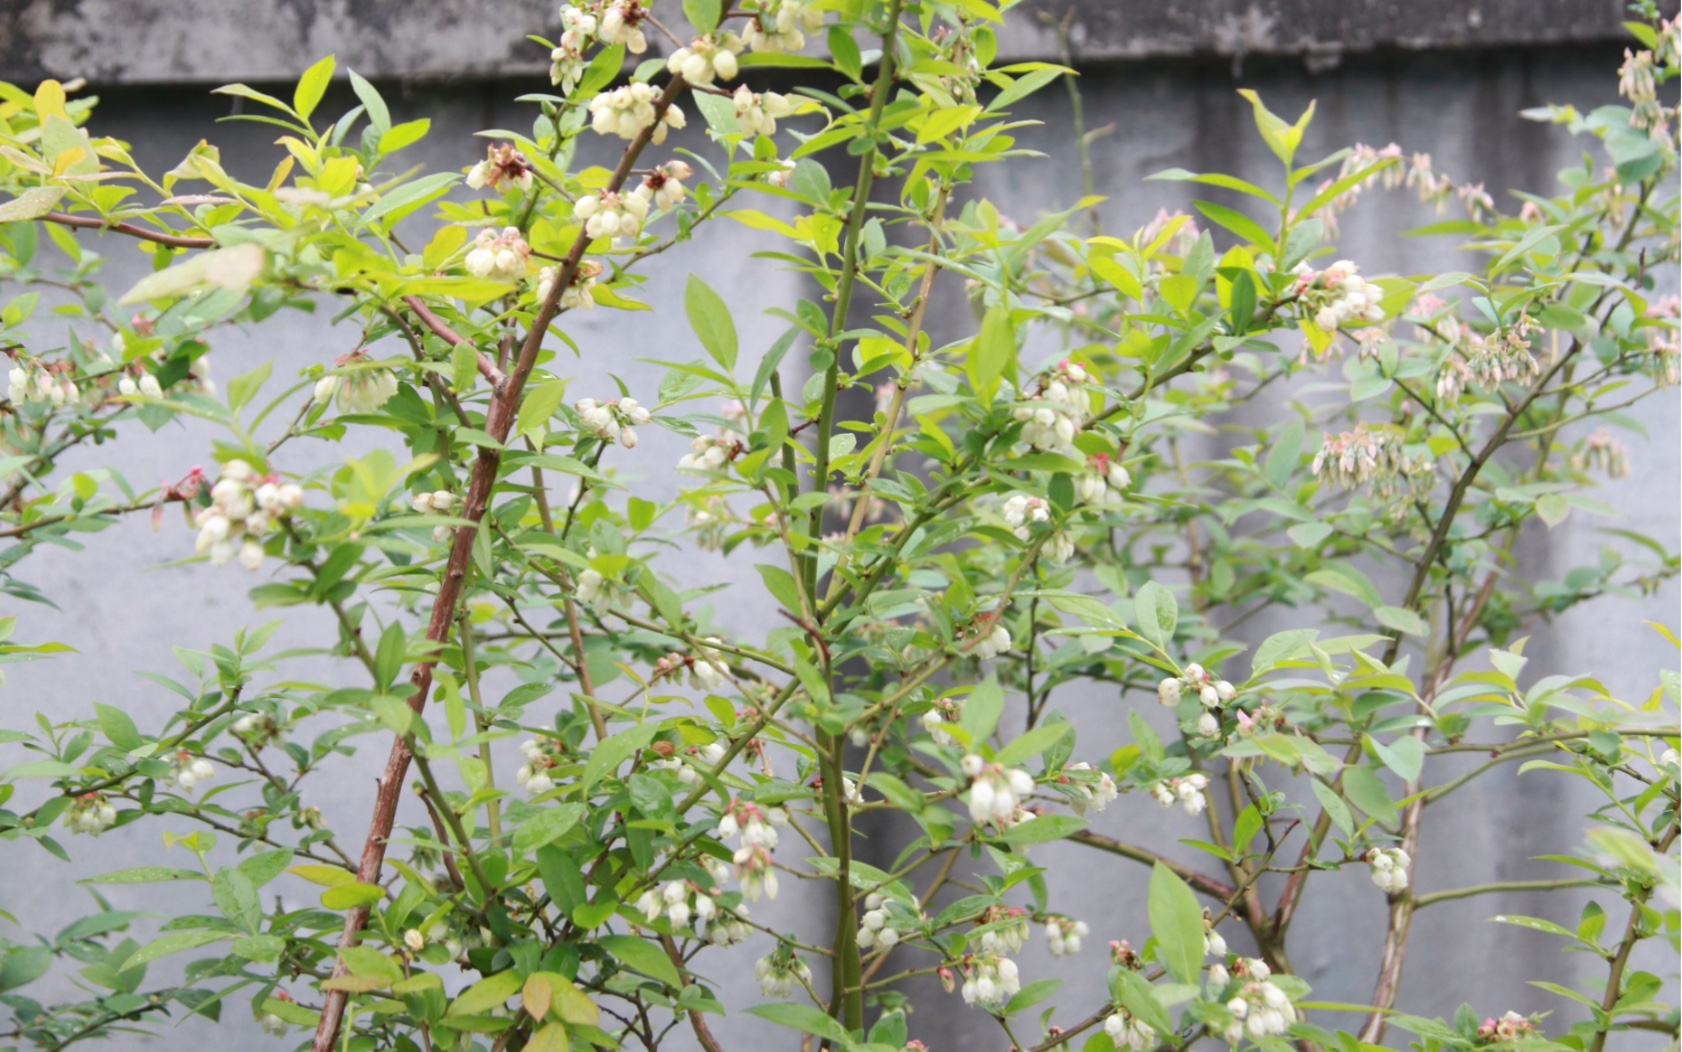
<box><xmin>685</xmin><ymin>275</ymin><xmax>738</xmax><ymax>373</ymax></box>
<box><xmin>1146</xmin><ymin>863</ymin><xmax>1205</xmax><ymax>984</ymax></box>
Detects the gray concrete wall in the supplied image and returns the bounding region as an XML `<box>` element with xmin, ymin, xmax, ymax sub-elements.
<box><xmin>1</xmin><ymin>9</ymin><xmax>1677</xmax><ymax>1052</ymax></box>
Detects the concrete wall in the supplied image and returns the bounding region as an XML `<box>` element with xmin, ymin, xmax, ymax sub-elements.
<box><xmin>1</xmin><ymin>7</ymin><xmax>1677</xmax><ymax>1051</ymax></box>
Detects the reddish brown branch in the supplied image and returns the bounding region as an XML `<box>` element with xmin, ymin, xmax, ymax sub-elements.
<box><xmin>310</xmin><ymin>75</ymin><xmax>689</xmax><ymax>1052</ymax></box>
<box><xmin>43</xmin><ymin>211</ymin><xmax>216</xmax><ymax>249</ymax></box>
<box><xmin>661</xmin><ymin>934</ymin><xmax>726</xmax><ymax>1052</ymax></box>
<box><xmin>401</xmin><ymin>294</ymin><xmax>507</xmax><ymax>389</ymax></box>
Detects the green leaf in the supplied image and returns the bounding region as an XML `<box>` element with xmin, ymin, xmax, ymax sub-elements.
<box><xmin>1251</xmin><ymin>629</ymin><xmax>1317</xmax><ymax>678</ymax></box>
<box><xmin>294</xmin><ymin>55</ymin><xmax>336</xmax><ymax>122</ymax></box>
<box><xmin>1367</xmin><ymin>734</ymin><xmax>1425</xmax><ymax>783</ymax></box>
<box><xmin>993</xmin><ymin>721</ymin><xmax>1071</xmax><ymax>768</ymax></box>
<box><xmin>582</xmin><ymin>723</ymin><xmax>657</xmax><ymax>793</ymax></box>
<box><xmin>348</xmin><ymin>70</ymin><xmax>390</xmax><ymax>135</ymax></box>
<box><xmin>1193</xmin><ymin>199</ymin><xmax>1275</xmax><ymax>249</ymax></box>
<box><xmin>967</xmin><ymin>304</ymin><xmax>1013</xmax><ymax>406</ymax></box>
<box><xmin>512</xmin><ymin>802</ymin><xmax>586</xmax><ymax>854</ymax></box>
<box><xmin>1341</xmin><ymin>765</ymin><xmax>1398</xmax><ymax>826</ymax></box>
<box><xmin>1146</xmin><ymin>863</ymin><xmax>1204</xmax><ymax>984</ymax></box>
<box><xmin>1236</xmin><ymin>89</ymin><xmax>1312</xmax><ymax>166</ymax></box>
<box><xmin>1263</xmin><ymin>420</ymin><xmax>1302</xmax><ymax>490</ymax></box>
<box><xmin>960</xmin><ymin>674</ymin><xmax>1005</xmax><ymax>744</ymax></box>
<box><xmin>1374</xmin><ymin>605</ymin><xmax>1426</xmax><ymax>637</ymax></box>
<box><xmin>682</xmin><ymin>0</ymin><xmax>722</xmax><ymax>32</ymax></box>
<box><xmin>321</xmin><ymin>882</ymin><xmax>385</xmax><ymax>909</ymax></box>
<box><xmin>226</xmin><ymin>359</ymin><xmax>272</xmax><ymax>415</ymax></box>
<box><xmin>450</xmin><ymin>970</ymin><xmax>524</xmax><ymax>1016</ymax></box>
<box><xmin>211</xmin><ymin>868</ymin><xmax>262</xmax><ymax>934</ymax></box>
<box><xmin>378</xmin><ymin>118</ymin><xmax>431</xmax><ymax>154</ymax></box>
<box><xmin>1112</xmin><ymin>968</ymin><xmax>1174</xmax><ymax>1036</ymax></box>
<box><xmin>288</xmin><ymin>864</ymin><xmax>356</xmax><ymax>887</ymax></box>
<box><xmin>231</xmin><ymin>934</ymin><xmax>286</xmax><ymax>962</ymax></box>
<box><xmin>1132</xmin><ymin>582</ymin><xmax>1177</xmax><ymax>650</ymax></box>
<box><xmin>0</xmin><ymin>186</ymin><xmax>67</xmax><ymax>222</ymax></box>
<box><xmin>1310</xmin><ymin>778</ymin><xmax>1354</xmax><ymax>838</ymax></box>
<box><xmin>129</xmin><ymin>930</ymin><xmax>230</xmax><ymax>966</ymax></box>
<box><xmin>517</xmin><ymin>378</ymin><xmax>570</xmax><ymax>443</ymax></box>
<box><xmin>745</xmin><ymin>1003</ymin><xmax>852</xmax><ymax>1044</ymax></box>
<box><xmin>80</xmin><ymin>866</ymin><xmax>207</xmax><ymax>885</ymax></box>
<box><xmin>93</xmin><ymin>703</ymin><xmax>143</xmax><ymax>751</ymax></box>
<box><xmin>597</xmin><ymin>935</ymin><xmax>681</xmax><ymax>988</ymax></box>
<box><xmin>1535</xmin><ymin>493</ymin><xmax>1570</xmax><ymax>528</ymax></box>
<box><xmin>685</xmin><ymin>275</ymin><xmax>738</xmax><ymax>373</ymax></box>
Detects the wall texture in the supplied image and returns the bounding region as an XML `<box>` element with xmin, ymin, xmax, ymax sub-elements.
<box><xmin>1</xmin><ymin>3</ymin><xmax>1677</xmax><ymax>1050</ymax></box>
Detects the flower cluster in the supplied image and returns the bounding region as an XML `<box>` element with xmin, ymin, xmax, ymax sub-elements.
<box><xmin>167</xmin><ymin>750</ymin><xmax>216</xmax><ymax>792</ymax></box>
<box><xmin>1310</xmin><ymin>424</ymin><xmax>1424</xmax><ymax>492</ymax></box>
<box><xmin>958</xmin><ymin>953</ymin><xmax>1022</xmax><ymax>1008</ymax></box>
<box><xmin>1475</xmin><ymin>1011</ymin><xmax>1538</xmax><ymax>1044</ymax></box>
<box><xmin>8</xmin><ymin>360</ymin><xmax>81</xmax><ymax>408</ymax></box>
<box><xmin>64</xmin><ymin>792</ymin><xmax>117</xmax><ymax>836</ymax></box>
<box><xmin>857</xmin><ymin>892</ymin><xmax>912</xmax><ymax>951</ymax></box>
<box><xmin>640</xmin><ymin>160</ymin><xmax>693</xmax><ymax>210</ymax></box>
<box><xmin>651</xmin><ymin>740</ymin><xmax>728</xmax><ymax>788</ymax></box>
<box><xmin>464</xmin><ymin>226</ymin><xmax>531</xmax><ymax>282</ymax></box>
<box><xmin>232</xmin><ymin>712</ymin><xmax>284</xmax><ymax>748</ymax></box>
<box><xmin>589</xmin><ymin>82</ymin><xmax>686</xmax><ymax>143</ymax></box>
<box><xmin>742</xmin><ymin>0</ymin><xmax>824</xmax><ymax>52</ymax></box>
<box><xmin>635</xmin><ymin>879</ymin><xmax>732</xmax><ymax>937</ymax></box>
<box><xmin>754</xmin><ymin>954</ymin><xmax>811</xmax><ymax>997</ymax></box>
<box><xmin>1149</xmin><ymin>773</ymin><xmax>1209</xmax><ymax>816</ymax></box>
<box><xmin>535</xmin><ymin>259</ymin><xmax>603</xmax><ymax>311</ymax></box>
<box><xmin>574</xmin><ymin>395</ymin><xmax>652</xmax><ymax>448</ymax></box>
<box><xmin>1571</xmin><ymin>428</ymin><xmax>1630</xmax><ymax>478</ymax></box>
<box><xmin>1012</xmin><ymin>359</ymin><xmax>1091</xmax><ymax>456</ymax></box>
<box><xmin>967</xmin><ymin>618</ymin><xmax>1011</xmax><ymax>661</ymax></box>
<box><xmin>1001</xmin><ymin>493</ymin><xmax>1074</xmax><ymax>561</ymax></box>
<box><xmin>667</xmin><ymin>34</ymin><xmax>742</xmax><ymax>85</ymax></box>
<box><xmin>1292</xmin><ymin>259</ymin><xmax>1385</xmax><ymax>332</ymax></box>
<box><xmin>1104</xmin><ymin>1010</ymin><xmax>1156</xmax><ymax>1052</ymax></box>
<box><xmin>731</xmin><ymin>86</ymin><xmax>799</xmax><ymax>137</ymax></box>
<box><xmin>1463</xmin><ymin>313</ymin><xmax>1541</xmax><ymax>389</ymax></box>
<box><xmin>1062</xmin><ymin>761</ymin><xmax>1118</xmax><ymax>814</ymax></box>
<box><xmin>1043</xmin><ymin>916</ymin><xmax>1089</xmax><ymax>957</ymax></box>
<box><xmin>961</xmin><ymin>754</ymin><xmax>1036</xmax><ymax>826</ymax></box>
<box><xmin>919</xmin><ymin>697</ymin><xmax>961</xmax><ymax>745</ymax></box>
<box><xmin>1222</xmin><ymin>959</ymin><xmax>1298</xmax><ymax>1044</ymax></box>
<box><xmin>466</xmin><ymin>143</ymin><xmax>533</xmax><ymax>193</ymax></box>
<box><xmin>1309</xmin><ymin>142</ymin><xmax>1404</xmax><ymax>234</ymax></box>
<box><xmin>575</xmin><ymin>549</ymin><xmax>629</xmax><ymax>614</ymax></box>
<box><xmin>575</xmin><ymin>189</ymin><xmax>650</xmax><ymax>242</ymax></box>
<box><xmin>1366</xmin><ymin>846</ymin><xmax>1411</xmax><ymax>894</ymax></box>
<box><xmin>517</xmin><ymin>737</ymin><xmax>565</xmax><ymax>795</ymax></box>
<box><xmin>677</xmin><ymin>433</ymin><xmax>739</xmax><ymax>473</ymax></box>
<box><xmin>116</xmin><ymin>367</ymin><xmax>164</xmax><ymax>399</ymax></box>
<box><xmin>192</xmin><ymin>459</ymin><xmax>303</xmax><ymax>570</ymax></box>
<box><xmin>1075</xmin><ymin>452</ymin><xmax>1131</xmax><ymax>506</ymax></box>
<box><xmin>315</xmin><ymin>352</ymin><xmax>400</xmax><ymax>414</ymax></box>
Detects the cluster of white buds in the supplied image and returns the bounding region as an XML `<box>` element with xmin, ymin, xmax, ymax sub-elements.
<box><xmin>256</xmin><ymin>992</ymin><xmax>296</xmax><ymax>1038</ymax></box>
<box><xmin>1571</xmin><ymin>428</ymin><xmax>1630</xmax><ymax>478</ymax></box>
<box><xmin>466</xmin><ymin>143</ymin><xmax>533</xmax><ymax>193</ymax></box>
<box><xmin>732</xmin><ymin>85</ymin><xmax>799</xmax><ymax>137</ymax></box>
<box><xmin>1463</xmin><ymin>314</ymin><xmax>1541</xmax><ymax>388</ymax></box>
<box><xmin>315</xmin><ymin>352</ymin><xmax>401</xmax><ymax>415</ymax></box>
<box><xmin>589</xmin><ymin>83</ymin><xmax>686</xmax><ymax>143</ymax></box>
<box><xmin>1366</xmin><ymin>846</ymin><xmax>1412</xmax><ymax>894</ymax></box>
<box><xmin>961</xmin><ymin>754</ymin><xmax>1036</xmax><ymax>826</ymax></box>
<box><xmin>754</xmin><ymin>954</ymin><xmax>811</xmax><ymax>997</ymax></box>
<box><xmin>1149</xmin><ymin>773</ymin><xmax>1209</xmax><ymax>816</ymax></box>
<box><xmin>1618</xmin><ymin>49</ymin><xmax>1665</xmax><ymax>132</ymax></box>
<box><xmin>976</xmin><ymin>905</ymin><xmax>1030</xmax><ymax>955</ymax></box>
<box><xmin>1645</xmin><ymin>296</ymin><xmax>1680</xmax><ymax>386</ymax></box>
<box><xmin>64</xmin><ymin>792</ymin><xmax>117</xmax><ymax>836</ymax></box>
<box><xmin>1477</xmin><ymin>1011</ymin><xmax>1539</xmax><ymax>1043</ymax></box>
<box><xmin>411</xmin><ymin>489</ymin><xmax>457</xmax><ymax>544</ymax></box>
<box><xmin>1405</xmin><ymin>152</ymin><xmax>1456</xmax><ymax>211</ymax></box>
<box><xmin>1000</xmin><ymin>493</ymin><xmax>1074</xmax><ymax>561</ymax></box>
<box><xmin>742</xmin><ymin>0</ymin><xmax>824</xmax><ymax>52</ymax></box>
<box><xmin>232</xmin><ymin>712</ymin><xmax>284</xmax><ymax>748</ymax></box>
<box><xmin>464</xmin><ymin>226</ymin><xmax>531</xmax><ymax>282</ymax></box>
<box><xmin>8</xmin><ymin>360</ymin><xmax>80</xmax><ymax>408</ymax></box>
<box><xmin>857</xmin><ymin>892</ymin><xmax>911</xmax><ymax>951</ymax></box>
<box><xmin>1043</xmin><ymin>916</ymin><xmax>1089</xmax><ymax>957</ymax></box>
<box><xmin>1104</xmin><ymin>1010</ymin><xmax>1156</xmax><ymax>1052</ymax></box>
<box><xmin>517</xmin><ymin>738</ymin><xmax>565</xmax><ymax>795</ymax></box>
<box><xmin>193</xmin><ymin>459</ymin><xmax>303</xmax><ymax>570</ymax></box>
<box><xmin>1159</xmin><ymin>663</ymin><xmax>1237</xmax><ymax>711</ymax></box>
<box><xmin>1311</xmin><ymin>424</ymin><xmax>1422</xmax><ymax>491</ymax></box>
<box><xmin>667</xmin><ymin>33</ymin><xmax>742</xmax><ymax>85</ymax></box>
<box><xmin>115</xmin><ymin>368</ymin><xmax>164</xmax><ymax>399</ymax></box>
<box><xmin>688</xmin><ymin>640</ymin><xmax>731</xmax><ymax>691</ymax></box>
<box><xmin>1309</xmin><ymin>142</ymin><xmax>1405</xmax><ymax>234</ymax></box>
<box><xmin>1660</xmin><ymin>746</ymin><xmax>1679</xmax><ymax>773</ymax></box>
<box><xmin>1222</xmin><ymin>960</ymin><xmax>1298</xmax><ymax>1045</ymax></box>
<box><xmin>764</xmin><ymin>160</ymin><xmax>796</xmax><ymax>187</ymax></box>
<box><xmin>636</xmin><ymin>880</ymin><xmax>707</xmax><ymax>930</ymax></box>
<box><xmin>1012</xmin><ymin>359</ymin><xmax>1090</xmax><ymax>456</ymax></box>
<box><xmin>959</xmin><ymin>953</ymin><xmax>1022</xmax><ymax>1009</ymax></box>
<box><xmin>167</xmin><ymin>750</ymin><xmax>216</xmax><ymax>792</ymax></box>
<box><xmin>1062</xmin><ymin>762</ymin><xmax>1118</xmax><ymax>814</ymax></box>
<box><xmin>968</xmin><ymin>619</ymin><xmax>1011</xmax><ymax>661</ymax></box>
<box><xmin>575</xmin><ymin>189</ymin><xmax>650</xmax><ymax>242</ymax></box>
<box><xmin>1292</xmin><ymin>260</ymin><xmax>1386</xmax><ymax>332</ymax></box>
<box><xmin>716</xmin><ymin>798</ymin><xmax>788</xmax><ymax>850</ymax></box>
<box><xmin>677</xmin><ymin>433</ymin><xmax>738</xmax><ymax>473</ymax></box>
<box><xmin>535</xmin><ymin>259</ymin><xmax>603</xmax><ymax>312</ymax></box>
<box><xmin>574</xmin><ymin>395</ymin><xmax>652</xmax><ymax>448</ymax></box>
<box><xmin>596</xmin><ymin>0</ymin><xmax>648</xmax><ymax>51</ymax></box>
<box><xmin>652</xmin><ymin>739</ymin><xmax>726</xmax><ymax>785</ymax></box>
<box><xmin>1075</xmin><ymin>452</ymin><xmax>1131</xmax><ymax>506</ymax></box>
<box><xmin>576</xmin><ymin>551</ymin><xmax>628</xmax><ymax>615</ymax></box>
<box><xmin>639</xmin><ymin>160</ymin><xmax>693</xmax><ymax>211</ymax></box>
<box><xmin>686</xmin><ymin>494</ymin><xmax>734</xmax><ymax>551</ymax></box>
<box><xmin>919</xmin><ymin>698</ymin><xmax>960</xmax><ymax>745</ymax></box>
